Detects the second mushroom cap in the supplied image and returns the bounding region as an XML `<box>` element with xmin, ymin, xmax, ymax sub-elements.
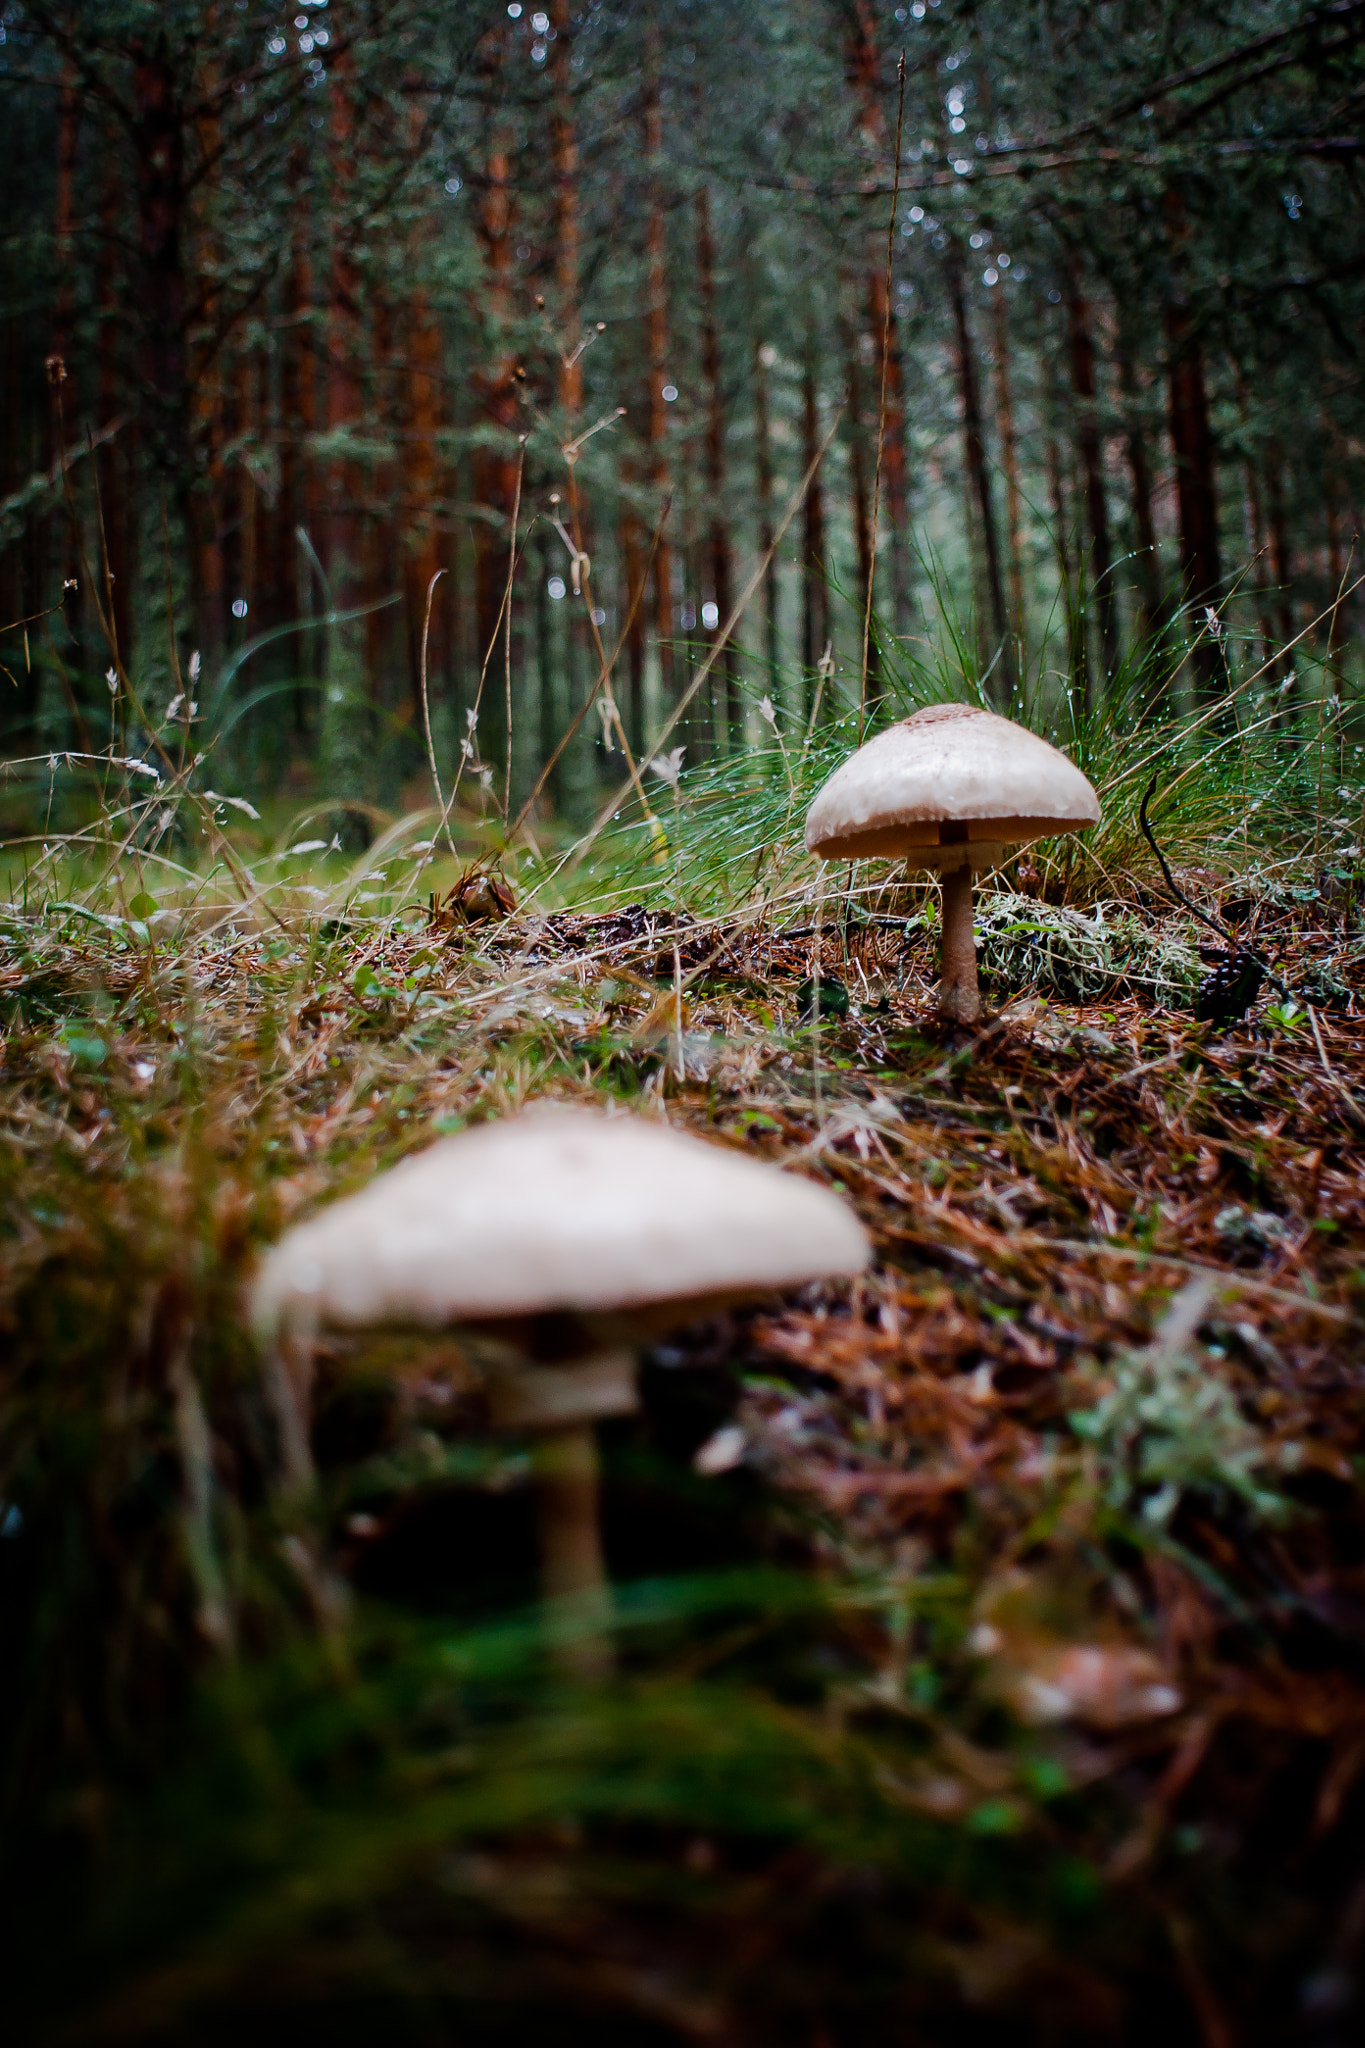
<box><xmin>251</xmin><ymin>1103</ymin><xmax>871</xmax><ymax>1344</ymax></box>
<box><xmin>804</xmin><ymin>703</ymin><xmax>1100</xmax><ymax>867</ymax></box>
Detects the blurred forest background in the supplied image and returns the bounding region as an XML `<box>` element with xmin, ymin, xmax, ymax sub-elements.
<box><xmin>2</xmin><ymin>0</ymin><xmax>1363</xmax><ymax>836</ymax></box>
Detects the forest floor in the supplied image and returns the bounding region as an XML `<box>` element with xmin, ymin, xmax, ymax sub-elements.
<box><xmin>4</xmin><ymin>867</ymin><xmax>1365</xmax><ymax>2045</ymax></box>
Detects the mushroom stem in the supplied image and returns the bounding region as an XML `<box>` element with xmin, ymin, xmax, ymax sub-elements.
<box><xmin>486</xmin><ymin>1345</ymin><xmax>637</xmax><ymax>1678</ymax></box>
<box><xmin>263</xmin><ymin>1321</ymin><xmax>318</xmax><ymax>1498</ymax></box>
<box><xmin>939</xmin><ymin>864</ymin><xmax>981</xmax><ymax>1024</ymax></box>
<box><xmin>532</xmin><ymin>1424</ymin><xmax>613</xmax><ymax>1681</ymax></box>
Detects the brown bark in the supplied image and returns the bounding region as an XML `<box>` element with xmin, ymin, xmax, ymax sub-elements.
<box><xmin>642</xmin><ymin>48</ymin><xmax>675</xmax><ymax>704</ymax></box>
<box><xmin>991</xmin><ymin>292</ymin><xmax>1025</xmax><ymax>646</ymax></box>
<box><xmin>945</xmin><ymin>242</ymin><xmax>1010</xmax><ymax>699</ymax></box>
<box><xmin>753</xmin><ymin>335</ymin><xmax>779</xmax><ymax>682</ymax></box>
<box><xmin>695</xmin><ymin>186</ymin><xmax>735</xmax><ymax>729</ymax></box>
<box><xmin>1064</xmin><ymin>265</ymin><xmax>1118</xmax><ymax>681</ymax></box>
<box><xmin>1163</xmin><ymin>193</ymin><xmax>1221</xmax><ymax>689</ymax></box>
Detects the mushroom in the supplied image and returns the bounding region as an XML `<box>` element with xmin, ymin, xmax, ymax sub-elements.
<box><xmin>250</xmin><ymin>1104</ymin><xmax>869</xmax><ymax>1672</ymax></box>
<box><xmin>804</xmin><ymin>703</ymin><xmax>1100</xmax><ymax>1025</ymax></box>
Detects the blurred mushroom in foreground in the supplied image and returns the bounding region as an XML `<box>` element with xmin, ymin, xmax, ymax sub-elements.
<box><xmin>250</xmin><ymin>1104</ymin><xmax>869</xmax><ymax>1674</ymax></box>
<box><xmin>805</xmin><ymin>704</ymin><xmax>1100</xmax><ymax>1024</ymax></box>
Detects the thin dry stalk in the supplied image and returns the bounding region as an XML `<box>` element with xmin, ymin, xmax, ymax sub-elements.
<box><xmin>558</xmin><ymin>410</ymin><xmax>844</xmax><ymax>886</ymax></box>
<box><xmin>418</xmin><ymin>567</ymin><xmax>459</xmax><ymax>858</ymax></box>
<box><xmin>507</xmin><ymin>493</ymin><xmax>674</xmax><ymax>849</ymax></box>
<box><xmin>432</xmin><ymin>443</ymin><xmax>529</xmax><ymax>847</ymax></box>
<box><xmin>502</xmin><ymin>452</ymin><xmax>525</xmax><ymax>820</ymax></box>
<box><xmin>562</xmin><ymin>465</ymin><xmax>663</xmax><ymax>840</ymax></box>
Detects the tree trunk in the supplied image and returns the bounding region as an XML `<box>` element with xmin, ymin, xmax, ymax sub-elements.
<box><xmin>1064</xmin><ymin>264</ymin><xmax>1117</xmax><ymax>682</ymax></box>
<box><xmin>1114</xmin><ymin>323</ymin><xmax>1162</xmax><ymax>641</ymax></box>
<box><xmin>96</xmin><ymin>161</ymin><xmax>134</xmax><ymax>676</ymax></box>
<box><xmin>866</xmin><ymin>267</ymin><xmax>910</xmax><ymax>627</ymax></box>
<box><xmin>279</xmin><ymin>176</ymin><xmax>315</xmax><ymax>734</ymax></box>
<box><xmin>51</xmin><ymin>59</ymin><xmax>78</xmax><ymax>374</ymax></box>
<box><xmin>695</xmin><ymin>185</ymin><xmax>735</xmax><ymax>733</ymax></box>
<box><xmin>1266</xmin><ymin>440</ymin><xmax>1294</xmax><ymax>654</ymax></box>
<box><xmin>187</xmin><ymin>20</ymin><xmax>226</xmax><ymax>676</ymax></box>
<box><xmin>844</xmin><ymin>319</ymin><xmax>878</xmax><ymax>705</ymax></box>
<box><xmin>366</xmin><ymin>292</ymin><xmax>397</xmax><ymax>764</ymax></box>
<box><xmin>945</xmin><ymin>241</ymin><xmax>1010</xmax><ymax>700</ymax></box>
<box><xmin>619</xmin><ymin>493</ymin><xmax>647</xmax><ymax>754</ymax></box>
<box><xmin>49</xmin><ymin>61</ymin><xmax>80</xmax><ymax>659</ymax></box>
<box><xmin>326</xmin><ymin>69</ymin><xmax>364</xmax><ymax>601</ymax></box>
<box><xmin>551</xmin><ymin>0</ymin><xmax>596</xmax><ymax>774</ymax></box>
<box><xmin>990</xmin><ymin>291</ymin><xmax>1025</xmax><ymax>650</ymax></box>
<box><xmin>472</xmin><ymin>38</ymin><xmax>521</xmax><ymax>782</ymax></box>
<box><xmin>1242</xmin><ymin>457</ymin><xmax>1275</xmax><ymax>669</ymax></box>
<box><xmin>392</xmin><ymin>93</ymin><xmax>445</xmax><ymax>736</ymax></box>
<box><xmin>642</xmin><ymin>49</ymin><xmax>675</xmax><ymax>709</ymax></box>
<box><xmin>129</xmin><ymin>33</ymin><xmax>190</xmax><ymax>516</ymax></box>
<box><xmin>801</xmin><ymin>346</ymin><xmax>827</xmax><ymax>695</ymax></box>
<box><xmin>1164</xmin><ymin>304</ymin><xmax>1221</xmax><ymax>616</ymax></box>
<box><xmin>1044</xmin><ymin>408</ymin><xmax>1087</xmax><ymax>697</ymax></box>
<box><xmin>241</xmin><ymin>351</ymin><xmax>263</xmax><ymax>630</ymax></box>
<box><xmin>551</xmin><ymin>1</ymin><xmax>582</xmax><ymax>419</ymax></box>
<box><xmin>1324</xmin><ymin>440</ymin><xmax>1346</xmax><ymax>661</ymax></box>
<box><xmin>403</xmin><ymin>284</ymin><xmax>445</xmax><ymax>712</ymax></box>
<box><xmin>321</xmin><ymin>49</ymin><xmax>372</xmax><ymax>838</ymax></box>
<box><xmin>1163</xmin><ymin>193</ymin><xmax>1221</xmax><ymax>691</ymax></box>
<box><xmin>753</xmin><ymin>335</ymin><xmax>779</xmax><ymax>685</ymax></box>
<box><xmin>844</xmin><ymin>0</ymin><xmax>910</xmax><ymax>625</ymax></box>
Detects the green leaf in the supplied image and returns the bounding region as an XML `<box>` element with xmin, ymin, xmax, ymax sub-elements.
<box><xmin>55</xmin><ymin>1023</ymin><xmax>107</xmax><ymax>1070</ymax></box>
<box><xmin>967</xmin><ymin>1799</ymin><xmax>1023</xmax><ymax>1836</ymax></box>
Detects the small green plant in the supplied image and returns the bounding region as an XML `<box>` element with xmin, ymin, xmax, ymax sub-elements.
<box><xmin>1263</xmin><ymin>997</ymin><xmax>1307</xmax><ymax>1035</ymax></box>
<box><xmin>1069</xmin><ymin>1278</ymin><xmax>1294</xmax><ymax>1527</ymax></box>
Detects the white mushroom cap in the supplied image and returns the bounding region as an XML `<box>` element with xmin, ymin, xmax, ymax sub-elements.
<box><xmin>804</xmin><ymin>704</ymin><xmax>1100</xmax><ymax>868</ymax></box>
<box><xmin>250</xmin><ymin>1104</ymin><xmax>870</xmax><ymax>1343</ymax></box>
